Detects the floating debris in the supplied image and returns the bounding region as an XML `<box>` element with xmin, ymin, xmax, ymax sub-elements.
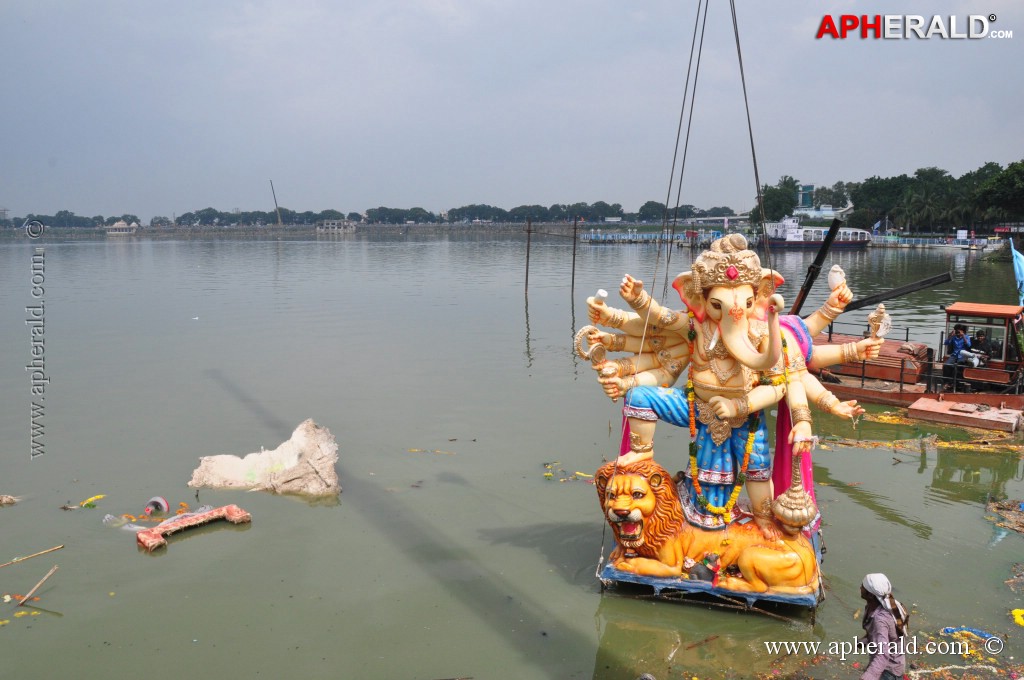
<box><xmin>79</xmin><ymin>494</ymin><xmax>106</xmax><ymax>508</ymax></box>
<box><xmin>0</xmin><ymin>495</ymin><xmax>19</xmax><ymax>506</ymax></box>
<box><xmin>136</xmin><ymin>504</ymin><xmax>251</xmax><ymax>552</ymax></box>
<box><xmin>541</xmin><ymin>462</ymin><xmax>593</xmax><ymax>483</ymax></box>
<box><xmin>407</xmin><ymin>448</ymin><xmax>455</xmax><ymax>455</ymax></box>
<box><xmin>986</xmin><ymin>499</ymin><xmax>1024</xmax><ymax>535</ymax></box>
<box><xmin>1007</xmin><ymin>563</ymin><xmax>1024</xmax><ymax>594</ymax></box>
<box><xmin>189</xmin><ymin>419</ymin><xmax>340</xmax><ymax>497</ymax></box>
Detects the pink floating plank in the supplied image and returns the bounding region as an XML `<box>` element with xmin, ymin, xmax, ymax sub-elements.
<box><xmin>136</xmin><ymin>504</ymin><xmax>251</xmax><ymax>552</ymax></box>
<box><xmin>908</xmin><ymin>397</ymin><xmax>1024</xmax><ymax>433</ymax></box>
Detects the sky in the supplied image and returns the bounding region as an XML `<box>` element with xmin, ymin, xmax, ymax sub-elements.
<box><xmin>2</xmin><ymin>0</ymin><xmax>1022</xmax><ymax>223</ymax></box>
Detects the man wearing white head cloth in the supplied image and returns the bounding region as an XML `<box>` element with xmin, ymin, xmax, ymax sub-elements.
<box><xmin>859</xmin><ymin>573</ymin><xmax>909</xmax><ymax>680</ymax></box>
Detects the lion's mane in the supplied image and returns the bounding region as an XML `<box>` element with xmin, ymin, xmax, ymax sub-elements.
<box><xmin>595</xmin><ymin>459</ymin><xmax>686</xmax><ymax>557</ymax></box>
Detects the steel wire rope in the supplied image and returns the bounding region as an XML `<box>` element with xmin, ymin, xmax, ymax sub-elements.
<box><xmin>661</xmin><ymin>0</ymin><xmax>711</xmax><ymax>295</ymax></box>
<box><xmin>624</xmin><ymin>0</ymin><xmax>708</xmax><ymax>413</ymax></box>
<box><xmin>596</xmin><ymin>0</ymin><xmax>776</xmax><ymax>574</ymax></box>
<box><xmin>596</xmin><ymin>0</ymin><xmax>710</xmax><ymax>577</ymax></box>
<box><xmin>610</xmin><ymin>0</ymin><xmax>711</xmax><ymax>466</ymax></box>
<box><xmin>728</xmin><ymin>0</ymin><xmax>774</xmax><ymax>280</ymax></box>
<box><xmin>727</xmin><ymin>0</ymin><xmax>803</xmax><ymax>438</ymax></box>
<box><xmin>610</xmin><ymin>0</ymin><xmax>708</xmax><ymax>446</ymax></box>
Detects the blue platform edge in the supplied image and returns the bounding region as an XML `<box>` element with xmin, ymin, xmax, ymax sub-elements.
<box><xmin>597</xmin><ymin>530</ymin><xmax>825</xmax><ymax>610</ymax></box>
<box><xmin>598</xmin><ymin>562</ymin><xmax>821</xmax><ymax>608</ymax></box>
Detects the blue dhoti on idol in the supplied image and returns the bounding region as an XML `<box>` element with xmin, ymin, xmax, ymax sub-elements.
<box><xmin>623</xmin><ymin>386</ymin><xmax>771</xmax><ymax>530</ymax></box>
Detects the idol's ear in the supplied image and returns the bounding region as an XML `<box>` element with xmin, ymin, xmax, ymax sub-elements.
<box><xmin>753</xmin><ymin>269</ymin><xmax>785</xmax><ymax>320</ymax></box>
<box><xmin>672</xmin><ymin>271</ymin><xmax>705</xmax><ymax>322</ymax></box>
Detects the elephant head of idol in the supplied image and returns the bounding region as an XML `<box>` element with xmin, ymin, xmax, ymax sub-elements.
<box><xmin>671</xmin><ymin>234</ymin><xmax>785</xmax><ymax>371</ymax></box>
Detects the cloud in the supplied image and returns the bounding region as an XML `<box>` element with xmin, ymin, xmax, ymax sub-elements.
<box><xmin>1</xmin><ymin>0</ymin><xmax>1022</xmax><ymax>220</ymax></box>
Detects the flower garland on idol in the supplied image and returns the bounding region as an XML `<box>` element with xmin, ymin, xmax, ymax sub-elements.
<box><xmin>685</xmin><ymin>312</ymin><xmax>789</xmax><ymax>524</ymax></box>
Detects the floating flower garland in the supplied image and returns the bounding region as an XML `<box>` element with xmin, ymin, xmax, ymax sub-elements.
<box><xmin>686</xmin><ymin>316</ymin><xmax>788</xmax><ymax>524</ymax></box>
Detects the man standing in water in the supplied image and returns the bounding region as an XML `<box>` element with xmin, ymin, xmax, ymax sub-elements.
<box><xmin>859</xmin><ymin>573</ymin><xmax>909</xmax><ymax>680</ymax></box>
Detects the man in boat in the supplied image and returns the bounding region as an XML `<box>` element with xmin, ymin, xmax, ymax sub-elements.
<box><xmin>944</xmin><ymin>324</ymin><xmax>984</xmax><ymax>388</ymax></box>
<box><xmin>973</xmin><ymin>330</ymin><xmax>995</xmax><ymax>361</ymax></box>
<box><xmin>952</xmin><ymin>324</ymin><xmax>987</xmax><ymax>367</ymax></box>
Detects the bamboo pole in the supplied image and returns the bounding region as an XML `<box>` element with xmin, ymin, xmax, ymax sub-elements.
<box><xmin>524</xmin><ymin>218</ymin><xmax>532</xmax><ymax>294</ymax></box>
<box><xmin>18</xmin><ymin>565</ymin><xmax>59</xmax><ymax>606</ymax></box>
<box><xmin>0</xmin><ymin>544</ymin><xmax>64</xmax><ymax>570</ymax></box>
<box><xmin>571</xmin><ymin>216</ymin><xmax>578</xmax><ymax>294</ymax></box>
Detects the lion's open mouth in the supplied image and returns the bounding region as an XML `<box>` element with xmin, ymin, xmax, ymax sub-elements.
<box><xmin>616</xmin><ymin>520</ymin><xmax>643</xmax><ymax>545</ymax></box>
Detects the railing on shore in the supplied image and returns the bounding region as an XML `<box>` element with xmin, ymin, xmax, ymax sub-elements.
<box><xmin>871</xmin><ymin>236</ymin><xmax>996</xmax><ymax>249</ymax></box>
<box><xmin>579</xmin><ymin>229</ymin><xmax>724</xmax><ymax>246</ymax></box>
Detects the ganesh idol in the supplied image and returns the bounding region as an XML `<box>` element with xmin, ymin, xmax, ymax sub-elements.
<box><xmin>579</xmin><ymin>234</ymin><xmax>882</xmax><ymax>542</ymax></box>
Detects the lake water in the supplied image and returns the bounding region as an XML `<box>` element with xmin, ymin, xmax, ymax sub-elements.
<box><xmin>0</xmin><ymin>233</ymin><xmax>1021</xmax><ymax>679</ymax></box>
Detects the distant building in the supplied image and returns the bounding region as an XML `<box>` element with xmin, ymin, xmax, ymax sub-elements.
<box><xmin>797</xmin><ymin>185</ymin><xmax>814</xmax><ymax>209</ymax></box>
<box><xmin>106</xmin><ymin>219</ymin><xmax>138</xmax><ymax>236</ymax></box>
<box><xmin>315</xmin><ymin>219</ymin><xmax>355</xmax><ymax>233</ymax></box>
<box><xmin>792</xmin><ymin>204</ymin><xmax>854</xmax><ymax>220</ymax></box>
<box><xmin>604</xmin><ymin>217</ymin><xmax>623</xmax><ymax>223</ymax></box>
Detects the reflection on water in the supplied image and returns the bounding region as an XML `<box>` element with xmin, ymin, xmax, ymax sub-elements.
<box><xmin>592</xmin><ymin>595</ymin><xmax>827</xmax><ymax>679</ymax></box>
<box><xmin>930</xmin><ymin>448</ymin><xmax>1024</xmax><ymax>504</ymax></box>
<box><xmin>0</xmin><ymin>236</ymin><xmax>1021</xmax><ymax>679</ymax></box>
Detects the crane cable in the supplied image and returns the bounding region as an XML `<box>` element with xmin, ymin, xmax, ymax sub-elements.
<box><xmin>729</xmin><ymin>0</ymin><xmax>775</xmax><ymax>281</ymax></box>
<box><xmin>596</xmin><ymin>0</ymin><xmax>775</xmax><ymax>579</ymax></box>
<box><xmin>659</xmin><ymin>0</ymin><xmax>711</xmax><ymax>297</ymax></box>
<box><xmin>614</xmin><ymin>0</ymin><xmax>710</xmax><ymax>471</ymax></box>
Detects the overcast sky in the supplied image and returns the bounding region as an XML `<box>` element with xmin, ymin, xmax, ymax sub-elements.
<box><xmin>2</xmin><ymin>0</ymin><xmax>1022</xmax><ymax>222</ymax></box>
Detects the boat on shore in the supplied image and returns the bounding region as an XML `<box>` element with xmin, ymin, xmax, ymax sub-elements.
<box><xmin>763</xmin><ymin>216</ymin><xmax>871</xmax><ymax>250</ymax></box>
<box><xmin>811</xmin><ymin>302</ymin><xmax>1024</xmax><ymax>431</ymax></box>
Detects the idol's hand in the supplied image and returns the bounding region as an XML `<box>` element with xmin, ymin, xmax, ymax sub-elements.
<box><xmin>833</xmin><ymin>399</ymin><xmax>865</xmax><ymax>419</ymax></box>
<box><xmin>598</xmin><ymin>375</ymin><xmax>635</xmax><ymax>401</ymax></box>
<box><xmin>620</xmin><ymin>274</ymin><xmax>644</xmax><ymax>305</ymax></box>
<box><xmin>857</xmin><ymin>337</ymin><xmax>883</xmax><ymax>360</ymax></box>
<box><xmin>827</xmin><ymin>282</ymin><xmax>853</xmax><ymax>310</ymax></box>
<box><xmin>708</xmin><ymin>395</ymin><xmax>737</xmax><ymax>420</ymax></box>
<box><xmin>789</xmin><ymin>421</ymin><xmax>815</xmax><ymax>454</ymax></box>
<box><xmin>587</xmin><ymin>299</ymin><xmax>628</xmax><ymax>329</ymax></box>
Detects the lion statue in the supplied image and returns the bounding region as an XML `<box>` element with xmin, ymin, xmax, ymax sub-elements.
<box><xmin>595</xmin><ymin>459</ymin><xmax>819</xmax><ymax>594</ymax></box>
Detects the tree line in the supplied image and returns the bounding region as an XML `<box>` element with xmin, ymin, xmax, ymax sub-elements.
<box><xmin>758</xmin><ymin>159</ymin><xmax>1024</xmax><ymax>233</ymax></box>
<box><xmin>1</xmin><ymin>201</ymin><xmax>739</xmax><ymax>229</ymax></box>
<box><xmin>4</xmin><ymin>159</ymin><xmax>1020</xmax><ymax>231</ymax></box>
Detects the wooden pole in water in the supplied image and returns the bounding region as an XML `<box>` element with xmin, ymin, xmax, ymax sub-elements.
<box><xmin>269</xmin><ymin>179</ymin><xmax>283</xmax><ymax>226</ymax></box>
<box><xmin>18</xmin><ymin>565</ymin><xmax>58</xmax><ymax>606</ymax></box>
<box><xmin>0</xmin><ymin>545</ymin><xmax>64</xmax><ymax>570</ymax></box>
<box><xmin>525</xmin><ymin>218</ymin><xmax>532</xmax><ymax>294</ymax></box>
<box><xmin>571</xmin><ymin>216</ymin><xmax>578</xmax><ymax>294</ymax></box>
